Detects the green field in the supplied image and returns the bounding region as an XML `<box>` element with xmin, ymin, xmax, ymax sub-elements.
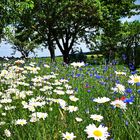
<box><xmin>0</xmin><ymin>58</ymin><xmax>139</xmax><ymax>140</ymax></box>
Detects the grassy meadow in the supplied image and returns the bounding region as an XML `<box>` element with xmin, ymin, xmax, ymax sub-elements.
<box><xmin>0</xmin><ymin>57</ymin><xmax>140</xmax><ymax>140</ymax></box>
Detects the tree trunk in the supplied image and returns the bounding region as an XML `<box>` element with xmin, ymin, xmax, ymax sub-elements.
<box><xmin>62</xmin><ymin>50</ymin><xmax>69</xmax><ymax>64</ymax></box>
<box><xmin>21</xmin><ymin>51</ymin><xmax>29</xmax><ymax>58</ymax></box>
<box><xmin>47</xmin><ymin>31</ymin><xmax>55</xmax><ymax>63</ymax></box>
<box><xmin>49</xmin><ymin>46</ymin><xmax>55</xmax><ymax>63</ymax></box>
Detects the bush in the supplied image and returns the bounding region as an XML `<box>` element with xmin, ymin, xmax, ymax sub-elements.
<box><xmin>69</xmin><ymin>48</ymin><xmax>87</xmax><ymax>63</ymax></box>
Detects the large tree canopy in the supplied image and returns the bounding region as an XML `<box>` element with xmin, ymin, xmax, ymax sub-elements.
<box><xmin>33</xmin><ymin>0</ymin><xmax>140</xmax><ymax>63</ymax></box>
<box><xmin>2</xmin><ymin>0</ymin><xmax>140</xmax><ymax>62</ymax></box>
<box><xmin>3</xmin><ymin>0</ymin><xmax>38</xmax><ymax>57</ymax></box>
<box><xmin>87</xmin><ymin>0</ymin><xmax>140</xmax><ymax>62</ymax></box>
<box><xmin>31</xmin><ymin>0</ymin><xmax>102</xmax><ymax>63</ymax></box>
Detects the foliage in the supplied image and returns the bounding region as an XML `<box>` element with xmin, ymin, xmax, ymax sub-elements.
<box><xmin>5</xmin><ymin>26</ymin><xmax>41</xmax><ymax>58</ymax></box>
<box><xmin>0</xmin><ymin>0</ymin><xmax>9</xmax><ymax>41</ymax></box>
<box><xmin>118</xmin><ymin>21</ymin><xmax>140</xmax><ymax>68</ymax></box>
<box><xmin>3</xmin><ymin>0</ymin><xmax>41</xmax><ymax>58</ymax></box>
<box><xmin>1</xmin><ymin>0</ymin><xmax>140</xmax><ymax>64</ymax></box>
<box><xmin>87</xmin><ymin>0</ymin><xmax>140</xmax><ymax>64</ymax></box>
<box><xmin>69</xmin><ymin>48</ymin><xmax>87</xmax><ymax>63</ymax></box>
<box><xmin>31</xmin><ymin>0</ymin><xmax>102</xmax><ymax>63</ymax></box>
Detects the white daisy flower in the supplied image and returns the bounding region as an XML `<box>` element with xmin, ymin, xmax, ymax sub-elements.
<box><xmin>93</xmin><ymin>97</ymin><xmax>110</xmax><ymax>103</ymax></box>
<box><xmin>15</xmin><ymin>119</ymin><xmax>27</xmax><ymax>126</ymax></box>
<box><xmin>115</xmin><ymin>71</ymin><xmax>126</xmax><ymax>76</ymax></box>
<box><xmin>36</xmin><ymin>112</ymin><xmax>48</xmax><ymax>120</ymax></box>
<box><xmin>4</xmin><ymin>129</ymin><xmax>11</xmax><ymax>137</ymax></box>
<box><xmin>69</xmin><ymin>96</ymin><xmax>79</xmax><ymax>102</ymax></box>
<box><xmin>110</xmin><ymin>100</ymin><xmax>127</xmax><ymax>110</ymax></box>
<box><xmin>111</xmin><ymin>84</ymin><xmax>125</xmax><ymax>94</ymax></box>
<box><xmin>90</xmin><ymin>114</ymin><xmax>103</xmax><ymax>122</ymax></box>
<box><xmin>44</xmin><ymin>64</ymin><xmax>50</xmax><ymax>68</ymax></box>
<box><xmin>84</xmin><ymin>124</ymin><xmax>109</xmax><ymax>139</ymax></box>
<box><xmin>54</xmin><ymin>89</ymin><xmax>65</xmax><ymax>95</ymax></box>
<box><xmin>66</xmin><ymin>90</ymin><xmax>74</xmax><ymax>95</ymax></box>
<box><xmin>128</xmin><ymin>75</ymin><xmax>140</xmax><ymax>84</ymax></box>
<box><xmin>75</xmin><ymin>117</ymin><xmax>83</xmax><ymax>122</ymax></box>
<box><xmin>71</xmin><ymin>62</ymin><xmax>85</xmax><ymax>68</ymax></box>
<box><xmin>62</xmin><ymin>132</ymin><xmax>76</xmax><ymax>140</ymax></box>
<box><xmin>67</xmin><ymin>106</ymin><xmax>78</xmax><ymax>113</ymax></box>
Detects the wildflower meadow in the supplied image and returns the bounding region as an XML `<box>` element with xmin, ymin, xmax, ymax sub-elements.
<box><xmin>0</xmin><ymin>59</ymin><xmax>140</xmax><ymax>140</ymax></box>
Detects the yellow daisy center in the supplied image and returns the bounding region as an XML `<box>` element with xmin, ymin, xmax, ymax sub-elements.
<box><xmin>134</xmin><ymin>78</ymin><xmax>139</xmax><ymax>83</ymax></box>
<box><xmin>66</xmin><ymin>135</ymin><xmax>71</xmax><ymax>139</ymax></box>
<box><xmin>116</xmin><ymin>104</ymin><xmax>121</xmax><ymax>108</ymax></box>
<box><xmin>93</xmin><ymin>130</ymin><xmax>103</xmax><ymax>137</ymax></box>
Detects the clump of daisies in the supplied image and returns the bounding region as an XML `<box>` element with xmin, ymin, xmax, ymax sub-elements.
<box><xmin>70</xmin><ymin>62</ymin><xmax>85</xmax><ymax>68</ymax></box>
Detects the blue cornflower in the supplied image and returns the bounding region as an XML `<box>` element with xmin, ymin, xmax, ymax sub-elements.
<box><xmin>136</xmin><ymin>82</ymin><xmax>140</xmax><ymax>86</ymax></box>
<box><xmin>85</xmin><ymin>63</ymin><xmax>89</xmax><ymax>66</ymax></box>
<box><xmin>74</xmin><ymin>88</ymin><xmax>78</xmax><ymax>92</ymax></box>
<box><xmin>115</xmin><ymin>80</ymin><xmax>120</xmax><ymax>84</ymax></box>
<box><xmin>137</xmin><ymin>89</ymin><xmax>140</xmax><ymax>94</ymax></box>
<box><xmin>125</xmin><ymin>88</ymin><xmax>132</xmax><ymax>94</ymax></box>
<box><xmin>61</xmin><ymin>77</ymin><xmax>64</xmax><ymax>80</ymax></box>
<box><xmin>123</xmin><ymin>97</ymin><xmax>134</xmax><ymax>104</ymax></box>
<box><xmin>100</xmin><ymin>82</ymin><xmax>106</xmax><ymax>85</ymax></box>
<box><xmin>125</xmin><ymin>121</ymin><xmax>129</xmax><ymax>126</ymax></box>
<box><xmin>87</xmin><ymin>68</ymin><xmax>90</xmax><ymax>71</ymax></box>
<box><xmin>94</xmin><ymin>60</ymin><xmax>97</xmax><ymax>64</ymax></box>
<box><xmin>131</xmin><ymin>70</ymin><xmax>137</xmax><ymax>75</ymax></box>
<box><xmin>103</xmin><ymin>66</ymin><xmax>108</xmax><ymax>72</ymax></box>
<box><xmin>90</xmin><ymin>73</ymin><xmax>93</xmax><ymax>77</ymax></box>
<box><xmin>87</xmin><ymin>90</ymin><xmax>91</xmax><ymax>93</ymax></box>
<box><xmin>122</xmin><ymin>54</ymin><xmax>127</xmax><ymax>60</ymax></box>
<box><xmin>76</xmin><ymin>73</ymin><xmax>81</xmax><ymax>77</ymax></box>
<box><xmin>112</xmin><ymin>60</ymin><xmax>117</xmax><ymax>65</ymax></box>
<box><xmin>95</xmin><ymin>74</ymin><xmax>102</xmax><ymax>79</ymax></box>
<box><xmin>86</xmin><ymin>83</ymin><xmax>89</xmax><ymax>87</ymax></box>
<box><xmin>129</xmin><ymin>63</ymin><xmax>136</xmax><ymax>71</ymax></box>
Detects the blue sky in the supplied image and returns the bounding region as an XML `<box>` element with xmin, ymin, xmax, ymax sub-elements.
<box><xmin>0</xmin><ymin>41</ymin><xmax>88</xmax><ymax>57</ymax></box>
<box><xmin>0</xmin><ymin>0</ymin><xmax>140</xmax><ymax>58</ymax></box>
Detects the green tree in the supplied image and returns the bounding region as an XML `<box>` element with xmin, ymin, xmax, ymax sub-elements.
<box><xmin>5</xmin><ymin>0</ymin><xmax>139</xmax><ymax>62</ymax></box>
<box><xmin>88</xmin><ymin>0</ymin><xmax>140</xmax><ymax>63</ymax></box>
<box><xmin>118</xmin><ymin>21</ymin><xmax>140</xmax><ymax>68</ymax></box>
<box><xmin>5</xmin><ymin>26</ymin><xmax>41</xmax><ymax>58</ymax></box>
<box><xmin>0</xmin><ymin>0</ymin><xmax>11</xmax><ymax>42</ymax></box>
<box><xmin>32</xmin><ymin>0</ymin><xmax>102</xmax><ymax>63</ymax></box>
<box><xmin>4</xmin><ymin>0</ymin><xmax>40</xmax><ymax>58</ymax></box>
